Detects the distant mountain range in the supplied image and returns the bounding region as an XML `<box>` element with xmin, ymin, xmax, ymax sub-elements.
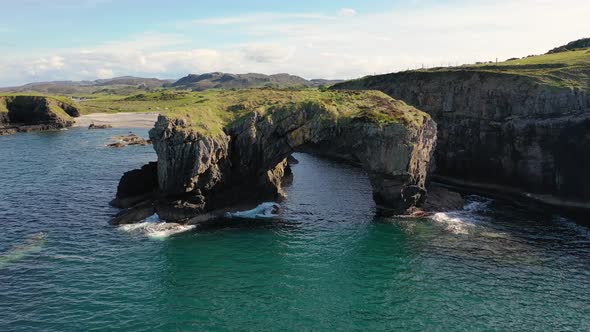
<box><xmin>0</xmin><ymin>76</ymin><xmax>173</xmax><ymax>95</ymax></box>
<box><xmin>0</xmin><ymin>73</ymin><xmax>343</xmax><ymax>95</ymax></box>
<box><xmin>171</xmin><ymin>72</ymin><xmax>342</xmax><ymax>90</ymax></box>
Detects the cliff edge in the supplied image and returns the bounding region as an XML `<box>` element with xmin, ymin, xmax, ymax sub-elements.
<box><xmin>333</xmin><ymin>45</ymin><xmax>590</xmax><ymax>211</ymax></box>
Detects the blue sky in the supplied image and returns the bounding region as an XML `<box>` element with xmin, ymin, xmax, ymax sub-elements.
<box><xmin>0</xmin><ymin>0</ymin><xmax>588</xmax><ymax>86</ymax></box>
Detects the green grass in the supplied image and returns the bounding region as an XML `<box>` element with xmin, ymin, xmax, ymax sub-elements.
<box><xmin>78</xmin><ymin>88</ymin><xmax>429</xmax><ymax>136</ymax></box>
<box><xmin>0</xmin><ymin>98</ymin><xmax>8</xmax><ymax>113</ymax></box>
<box><xmin>498</xmin><ymin>49</ymin><xmax>590</xmax><ymax>66</ymax></box>
<box><xmin>412</xmin><ymin>48</ymin><xmax>590</xmax><ymax>90</ymax></box>
<box><xmin>45</xmin><ymin>98</ymin><xmax>74</xmax><ymax>122</ymax></box>
<box><xmin>0</xmin><ymin>92</ymin><xmax>75</xmax><ymax>105</ymax></box>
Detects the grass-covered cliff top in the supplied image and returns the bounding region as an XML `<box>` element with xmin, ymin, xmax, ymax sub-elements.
<box><xmin>0</xmin><ymin>97</ymin><xmax>8</xmax><ymax>113</ymax></box>
<box><xmin>78</xmin><ymin>89</ymin><xmax>429</xmax><ymax>135</ymax></box>
<box><xmin>339</xmin><ymin>48</ymin><xmax>590</xmax><ymax>91</ymax></box>
<box><xmin>464</xmin><ymin>48</ymin><xmax>590</xmax><ymax>89</ymax></box>
<box><xmin>0</xmin><ymin>95</ymin><xmax>78</xmax><ymax>122</ymax></box>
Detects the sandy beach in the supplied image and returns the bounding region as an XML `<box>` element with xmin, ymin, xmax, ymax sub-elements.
<box><xmin>74</xmin><ymin>112</ymin><xmax>160</xmax><ymax>128</ymax></box>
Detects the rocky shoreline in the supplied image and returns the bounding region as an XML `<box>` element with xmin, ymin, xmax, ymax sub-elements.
<box><xmin>433</xmin><ymin>175</ymin><xmax>590</xmax><ymax>217</ymax></box>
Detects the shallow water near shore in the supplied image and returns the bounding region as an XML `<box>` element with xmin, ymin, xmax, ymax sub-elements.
<box><xmin>1</xmin><ymin>128</ymin><xmax>589</xmax><ymax>331</ymax></box>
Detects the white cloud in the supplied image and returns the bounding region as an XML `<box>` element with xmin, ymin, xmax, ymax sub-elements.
<box><xmin>0</xmin><ymin>0</ymin><xmax>589</xmax><ymax>85</ymax></box>
<box><xmin>241</xmin><ymin>43</ymin><xmax>294</xmax><ymax>63</ymax></box>
<box><xmin>190</xmin><ymin>12</ymin><xmax>332</xmax><ymax>25</ymax></box>
<box><xmin>339</xmin><ymin>8</ymin><xmax>357</xmax><ymax>17</ymax></box>
<box><xmin>96</xmin><ymin>68</ymin><xmax>114</xmax><ymax>79</ymax></box>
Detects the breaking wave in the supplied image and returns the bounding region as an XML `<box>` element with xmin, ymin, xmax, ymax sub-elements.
<box><xmin>224</xmin><ymin>202</ymin><xmax>280</xmax><ymax>220</ymax></box>
<box><xmin>430</xmin><ymin>196</ymin><xmax>492</xmax><ymax>235</ymax></box>
<box><xmin>118</xmin><ymin>214</ymin><xmax>195</xmax><ymax>239</ymax></box>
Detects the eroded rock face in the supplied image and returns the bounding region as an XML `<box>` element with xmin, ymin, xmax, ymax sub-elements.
<box><xmin>0</xmin><ymin>112</ymin><xmax>9</xmax><ymax>125</ymax></box>
<box><xmin>114</xmin><ymin>104</ymin><xmax>437</xmax><ymax>224</ymax></box>
<box><xmin>150</xmin><ymin>118</ymin><xmax>232</xmax><ymax>197</ymax></box>
<box><xmin>334</xmin><ymin>71</ymin><xmax>590</xmax><ymax>207</ymax></box>
<box><xmin>110</xmin><ymin>162</ymin><xmax>158</xmax><ymax>209</ymax></box>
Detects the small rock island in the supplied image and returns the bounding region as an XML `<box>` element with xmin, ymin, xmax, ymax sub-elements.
<box><xmin>111</xmin><ymin>89</ymin><xmax>437</xmax><ymax>224</ymax></box>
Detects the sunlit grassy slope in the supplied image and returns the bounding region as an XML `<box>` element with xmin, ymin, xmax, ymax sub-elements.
<box><xmin>418</xmin><ymin>48</ymin><xmax>590</xmax><ymax>90</ymax></box>
<box><xmin>78</xmin><ymin>89</ymin><xmax>429</xmax><ymax>135</ymax></box>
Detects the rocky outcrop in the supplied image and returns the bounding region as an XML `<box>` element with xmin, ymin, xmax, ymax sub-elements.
<box><xmin>0</xmin><ymin>96</ymin><xmax>79</xmax><ymax>135</ymax></box>
<box><xmin>110</xmin><ymin>162</ymin><xmax>158</xmax><ymax>208</ymax></box>
<box><xmin>0</xmin><ymin>111</ymin><xmax>13</xmax><ymax>135</ymax></box>
<box><xmin>89</xmin><ymin>123</ymin><xmax>113</xmax><ymax>129</ymax></box>
<box><xmin>112</xmin><ymin>96</ymin><xmax>437</xmax><ymax>224</ymax></box>
<box><xmin>107</xmin><ymin>133</ymin><xmax>151</xmax><ymax>147</ymax></box>
<box><xmin>0</xmin><ymin>112</ymin><xmax>9</xmax><ymax>125</ymax></box>
<box><xmin>333</xmin><ymin>71</ymin><xmax>590</xmax><ymax>210</ymax></box>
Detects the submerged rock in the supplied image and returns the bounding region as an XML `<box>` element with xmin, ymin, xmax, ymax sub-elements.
<box><xmin>111</xmin><ymin>201</ymin><xmax>155</xmax><ymax>225</ymax></box>
<box><xmin>107</xmin><ymin>133</ymin><xmax>151</xmax><ymax>147</ymax></box>
<box><xmin>88</xmin><ymin>123</ymin><xmax>113</xmax><ymax>129</ymax></box>
<box><xmin>0</xmin><ymin>233</ymin><xmax>46</xmax><ymax>267</ymax></box>
<box><xmin>420</xmin><ymin>184</ymin><xmax>465</xmax><ymax>213</ymax></box>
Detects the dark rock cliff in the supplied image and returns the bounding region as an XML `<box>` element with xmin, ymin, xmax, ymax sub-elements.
<box><xmin>333</xmin><ymin>71</ymin><xmax>590</xmax><ymax>208</ymax></box>
<box><xmin>0</xmin><ymin>112</ymin><xmax>9</xmax><ymax>125</ymax></box>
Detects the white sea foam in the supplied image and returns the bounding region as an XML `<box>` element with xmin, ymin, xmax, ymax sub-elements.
<box><xmin>224</xmin><ymin>202</ymin><xmax>280</xmax><ymax>220</ymax></box>
<box><xmin>431</xmin><ymin>212</ymin><xmax>471</xmax><ymax>235</ymax></box>
<box><xmin>430</xmin><ymin>196</ymin><xmax>493</xmax><ymax>235</ymax></box>
<box><xmin>119</xmin><ymin>222</ymin><xmax>195</xmax><ymax>239</ymax></box>
<box><xmin>463</xmin><ymin>197</ymin><xmax>492</xmax><ymax>212</ymax></box>
<box><xmin>118</xmin><ymin>222</ymin><xmax>152</xmax><ymax>232</ymax></box>
<box><xmin>118</xmin><ymin>213</ymin><xmax>195</xmax><ymax>239</ymax></box>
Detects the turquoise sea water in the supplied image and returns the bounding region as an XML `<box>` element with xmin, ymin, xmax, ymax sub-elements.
<box><xmin>0</xmin><ymin>128</ymin><xmax>589</xmax><ymax>331</ymax></box>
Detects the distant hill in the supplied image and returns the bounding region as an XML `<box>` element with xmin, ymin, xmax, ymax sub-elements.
<box><xmin>171</xmin><ymin>72</ymin><xmax>343</xmax><ymax>90</ymax></box>
<box><xmin>0</xmin><ymin>76</ymin><xmax>173</xmax><ymax>95</ymax></box>
<box><xmin>93</xmin><ymin>76</ymin><xmax>172</xmax><ymax>87</ymax></box>
<box><xmin>548</xmin><ymin>37</ymin><xmax>590</xmax><ymax>54</ymax></box>
<box><xmin>0</xmin><ymin>73</ymin><xmax>343</xmax><ymax>95</ymax></box>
